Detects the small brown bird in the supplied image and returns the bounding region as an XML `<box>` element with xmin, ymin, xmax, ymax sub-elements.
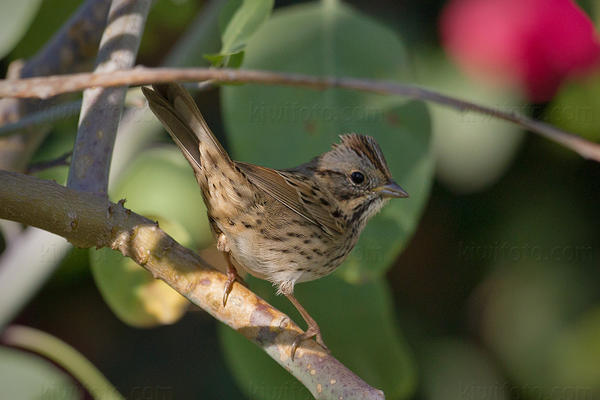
<box><xmin>142</xmin><ymin>83</ymin><xmax>408</xmax><ymax>359</ymax></box>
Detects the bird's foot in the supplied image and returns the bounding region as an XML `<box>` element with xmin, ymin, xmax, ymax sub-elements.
<box><xmin>222</xmin><ymin>265</ymin><xmax>246</xmax><ymax>307</ymax></box>
<box><xmin>290</xmin><ymin>324</ymin><xmax>330</xmax><ymax>361</ymax></box>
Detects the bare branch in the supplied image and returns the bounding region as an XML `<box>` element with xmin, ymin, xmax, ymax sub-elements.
<box><xmin>68</xmin><ymin>0</ymin><xmax>152</xmax><ymax>194</ymax></box>
<box><xmin>0</xmin><ymin>100</ymin><xmax>82</xmax><ymax>138</ymax></box>
<box><xmin>0</xmin><ymin>170</ymin><xmax>385</xmax><ymax>400</ymax></box>
<box><xmin>1</xmin><ymin>67</ymin><xmax>599</xmax><ymax>163</ymax></box>
<box><xmin>26</xmin><ymin>151</ymin><xmax>72</xmax><ymax>174</ymax></box>
<box><xmin>0</xmin><ymin>0</ymin><xmax>111</xmax><ymax>172</ymax></box>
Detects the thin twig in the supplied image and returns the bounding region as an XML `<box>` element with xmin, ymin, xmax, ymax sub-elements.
<box><xmin>0</xmin><ymin>170</ymin><xmax>385</xmax><ymax>400</ymax></box>
<box><xmin>0</xmin><ymin>100</ymin><xmax>82</xmax><ymax>137</ymax></box>
<box><xmin>26</xmin><ymin>151</ymin><xmax>72</xmax><ymax>174</ymax></box>
<box><xmin>1</xmin><ymin>67</ymin><xmax>599</xmax><ymax>162</ymax></box>
<box><xmin>67</xmin><ymin>0</ymin><xmax>152</xmax><ymax>194</ymax></box>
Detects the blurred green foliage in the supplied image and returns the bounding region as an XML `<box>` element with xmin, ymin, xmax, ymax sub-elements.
<box><xmin>0</xmin><ymin>0</ymin><xmax>43</xmax><ymax>59</ymax></box>
<box><xmin>547</xmin><ymin>71</ymin><xmax>600</xmax><ymax>143</ymax></box>
<box><xmin>0</xmin><ymin>346</ymin><xmax>79</xmax><ymax>399</ymax></box>
<box><xmin>420</xmin><ymin>339</ymin><xmax>508</xmax><ymax>400</ymax></box>
<box><xmin>138</xmin><ymin>0</ymin><xmax>202</xmax><ymax>62</ymax></box>
<box><xmin>415</xmin><ymin>52</ymin><xmax>524</xmax><ymax>194</ymax></box>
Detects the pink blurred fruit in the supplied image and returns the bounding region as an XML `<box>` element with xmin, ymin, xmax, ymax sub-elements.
<box><xmin>440</xmin><ymin>0</ymin><xmax>600</xmax><ymax>102</ymax></box>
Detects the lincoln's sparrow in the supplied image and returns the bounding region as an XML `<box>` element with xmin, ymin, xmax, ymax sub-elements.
<box><xmin>142</xmin><ymin>83</ymin><xmax>408</xmax><ymax>359</ymax></box>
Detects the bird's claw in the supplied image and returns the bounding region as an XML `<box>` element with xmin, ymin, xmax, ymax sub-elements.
<box><xmin>222</xmin><ymin>267</ymin><xmax>246</xmax><ymax>307</ymax></box>
<box><xmin>290</xmin><ymin>326</ymin><xmax>330</xmax><ymax>361</ymax></box>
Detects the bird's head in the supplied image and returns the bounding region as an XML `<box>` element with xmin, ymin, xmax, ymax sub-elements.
<box><xmin>313</xmin><ymin>134</ymin><xmax>408</xmax><ymax>226</ymax></box>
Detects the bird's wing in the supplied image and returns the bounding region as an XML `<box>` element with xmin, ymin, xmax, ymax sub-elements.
<box><xmin>235</xmin><ymin>162</ymin><xmax>344</xmax><ymax>236</ymax></box>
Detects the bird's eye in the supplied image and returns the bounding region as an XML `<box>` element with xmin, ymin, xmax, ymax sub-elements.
<box><xmin>350</xmin><ymin>171</ymin><xmax>365</xmax><ymax>185</ymax></box>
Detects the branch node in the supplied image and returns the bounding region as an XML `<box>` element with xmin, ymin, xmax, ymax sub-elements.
<box><xmin>155</xmin><ymin>239</ymin><xmax>174</xmax><ymax>261</ymax></box>
<box><xmin>66</xmin><ymin>211</ymin><xmax>78</xmax><ymax>232</ymax></box>
<box><xmin>7</xmin><ymin>59</ymin><xmax>25</xmax><ymax>79</ymax></box>
<box><xmin>279</xmin><ymin>316</ymin><xmax>291</xmax><ymax>329</ymax></box>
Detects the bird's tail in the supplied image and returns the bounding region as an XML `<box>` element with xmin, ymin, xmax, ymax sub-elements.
<box><xmin>142</xmin><ymin>83</ymin><xmax>232</xmax><ymax>175</ymax></box>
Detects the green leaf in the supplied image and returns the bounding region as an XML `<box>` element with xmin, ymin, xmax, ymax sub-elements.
<box><xmin>90</xmin><ymin>147</ymin><xmax>213</xmax><ymax>327</ymax></box>
<box><xmin>204</xmin><ymin>51</ymin><xmax>245</xmax><ymax>68</ymax></box>
<box><xmin>226</xmin><ymin>50</ymin><xmax>245</xmax><ymax>68</ymax></box>
<box><xmin>90</xmin><ymin>216</ymin><xmax>191</xmax><ymax>327</ymax></box>
<box><xmin>219</xmin><ymin>0</ymin><xmax>243</xmax><ymax>36</ymax></box>
<box><xmin>207</xmin><ymin>0</ymin><xmax>274</xmax><ymax>67</ymax></box>
<box><xmin>109</xmin><ymin>147</ymin><xmax>212</xmax><ymax>246</ymax></box>
<box><xmin>221</xmin><ymin>0</ymin><xmax>273</xmax><ymax>54</ymax></box>
<box><xmin>219</xmin><ymin>275</ymin><xmax>416</xmax><ymax>400</ymax></box>
<box><xmin>8</xmin><ymin>0</ymin><xmax>79</xmax><ymax>62</ymax></box>
<box><xmin>0</xmin><ymin>0</ymin><xmax>41</xmax><ymax>59</ymax></box>
<box><xmin>0</xmin><ymin>346</ymin><xmax>79</xmax><ymax>399</ymax></box>
<box><xmin>3</xmin><ymin>326</ymin><xmax>123</xmax><ymax>399</ymax></box>
<box><xmin>204</xmin><ymin>53</ymin><xmax>226</xmax><ymax>66</ymax></box>
<box><xmin>221</xmin><ymin>1</ymin><xmax>433</xmax><ymax>281</ymax></box>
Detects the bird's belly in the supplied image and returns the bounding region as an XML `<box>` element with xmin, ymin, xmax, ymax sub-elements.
<box><xmin>226</xmin><ymin>228</ymin><xmax>351</xmax><ymax>285</ymax></box>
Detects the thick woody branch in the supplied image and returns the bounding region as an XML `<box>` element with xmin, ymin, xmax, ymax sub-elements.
<box><xmin>0</xmin><ymin>170</ymin><xmax>384</xmax><ymax>400</ymax></box>
<box><xmin>68</xmin><ymin>0</ymin><xmax>152</xmax><ymax>194</ymax></box>
<box><xmin>0</xmin><ymin>67</ymin><xmax>599</xmax><ymax>163</ymax></box>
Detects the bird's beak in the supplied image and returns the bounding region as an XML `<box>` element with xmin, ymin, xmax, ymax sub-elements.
<box><xmin>374</xmin><ymin>181</ymin><xmax>409</xmax><ymax>198</ymax></box>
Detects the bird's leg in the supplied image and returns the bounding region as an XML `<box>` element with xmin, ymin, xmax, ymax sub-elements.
<box><xmin>284</xmin><ymin>292</ymin><xmax>330</xmax><ymax>360</ymax></box>
<box><xmin>222</xmin><ymin>252</ymin><xmax>246</xmax><ymax>307</ymax></box>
